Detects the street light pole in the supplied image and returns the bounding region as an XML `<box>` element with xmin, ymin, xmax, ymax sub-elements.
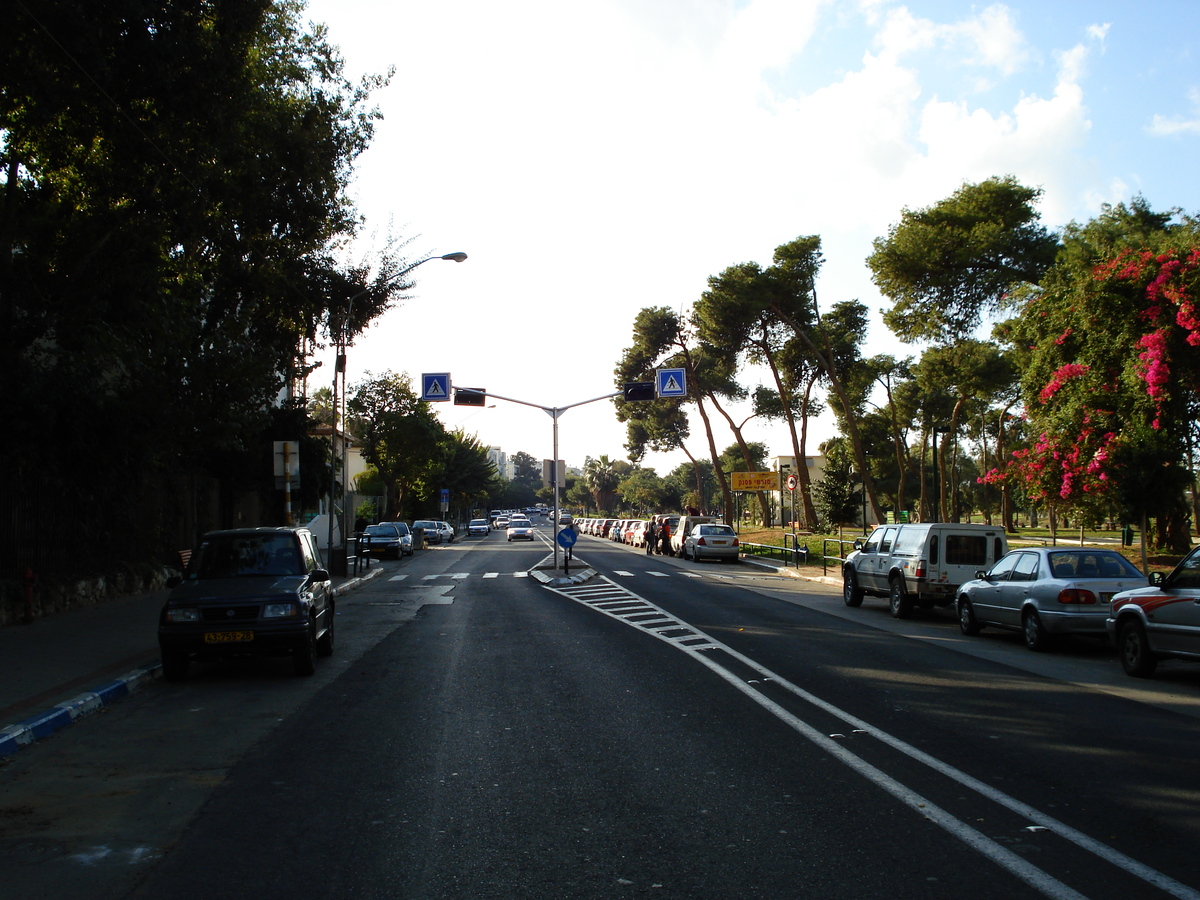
<box><xmin>457</xmin><ymin>387</ymin><xmax>621</xmax><ymax>572</ymax></box>
<box><xmin>327</xmin><ymin>252</ymin><xmax>467</xmax><ymax>564</ymax></box>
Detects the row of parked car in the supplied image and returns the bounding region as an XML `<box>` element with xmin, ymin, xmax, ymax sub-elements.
<box><xmin>841</xmin><ymin>521</ymin><xmax>1200</xmax><ymax>679</ymax></box>
<box><xmin>573</xmin><ymin>515</ymin><xmax>742</xmax><ymax>562</ymax></box>
<box><xmin>358</xmin><ymin>519</ymin><xmax>456</xmax><ymax>558</ymax></box>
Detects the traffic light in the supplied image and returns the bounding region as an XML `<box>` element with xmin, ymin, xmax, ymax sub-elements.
<box><xmin>454</xmin><ymin>387</ymin><xmax>487</xmax><ymax>406</ymax></box>
<box><xmin>623</xmin><ymin>382</ymin><xmax>655</xmax><ymax>402</ymax></box>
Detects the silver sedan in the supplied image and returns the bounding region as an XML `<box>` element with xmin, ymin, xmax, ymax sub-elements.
<box><xmin>682</xmin><ymin>524</ymin><xmax>740</xmax><ymax>562</ymax></box>
<box><xmin>956</xmin><ymin>547</ymin><xmax>1146</xmax><ymax>650</ymax></box>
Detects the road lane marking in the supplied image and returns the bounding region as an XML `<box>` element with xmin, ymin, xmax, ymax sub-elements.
<box><xmin>389</xmin><ymin>575</ymin><xmax>408</xmax><ymax>581</ymax></box>
<box><xmin>542</xmin><ymin>575</ymin><xmax>1199</xmax><ymax>900</ymax></box>
<box><xmin>483</xmin><ymin>573</ymin><xmax>498</xmax><ymax>579</ymax></box>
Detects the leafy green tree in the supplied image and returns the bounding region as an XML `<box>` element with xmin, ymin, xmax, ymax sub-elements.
<box><xmin>868</xmin><ymin>176</ymin><xmax>1058</xmax><ymax>342</ymax></box>
<box><xmin>348</xmin><ymin>371</ymin><xmax>445</xmax><ymax>520</ymax></box>
<box><xmin>2</xmin><ymin>1</ymin><xmax>391</xmax><ymax>566</ymax></box>
<box><xmin>618</xmin><ymin>467</ymin><xmax>667</xmax><ymax>513</ymax></box>
<box><xmin>1003</xmin><ymin>200</ymin><xmax>1200</xmax><ymax>554</ymax></box>
<box><xmin>510</xmin><ymin>451</ymin><xmax>542</xmax><ymax>491</ymax></box>
<box><xmin>813</xmin><ymin>439</ymin><xmax>859</xmax><ymax>530</ymax></box>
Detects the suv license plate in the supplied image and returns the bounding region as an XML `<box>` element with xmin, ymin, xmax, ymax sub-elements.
<box><xmin>205</xmin><ymin>631</ymin><xmax>255</xmax><ymax>643</ymax></box>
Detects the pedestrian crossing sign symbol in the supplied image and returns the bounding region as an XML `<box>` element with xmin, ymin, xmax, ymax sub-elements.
<box><xmin>656</xmin><ymin>367</ymin><xmax>687</xmax><ymax>398</ymax></box>
<box><xmin>422</xmin><ymin>373</ymin><xmax>451</xmax><ymax>402</ymax></box>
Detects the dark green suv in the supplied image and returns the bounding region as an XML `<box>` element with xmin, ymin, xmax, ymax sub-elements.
<box><xmin>158</xmin><ymin>527</ymin><xmax>334</xmax><ymax>680</ymax></box>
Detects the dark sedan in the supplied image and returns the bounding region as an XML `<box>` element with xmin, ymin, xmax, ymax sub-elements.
<box><xmin>158</xmin><ymin>527</ymin><xmax>334</xmax><ymax>679</ymax></box>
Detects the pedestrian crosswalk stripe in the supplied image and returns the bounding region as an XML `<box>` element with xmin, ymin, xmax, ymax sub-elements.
<box><xmin>483</xmin><ymin>572</ymin><xmax>498</xmax><ymax>578</ymax></box>
<box><xmin>615</xmin><ymin>570</ymin><xmax>635</xmax><ymax>577</ymax></box>
<box><xmin>648</xmin><ymin>572</ymin><xmax>669</xmax><ymax>577</ymax></box>
<box><xmin>389</xmin><ymin>575</ymin><xmax>408</xmax><ymax>581</ymax></box>
<box><xmin>513</xmin><ymin>571</ymin><xmax>528</xmax><ymax>578</ymax></box>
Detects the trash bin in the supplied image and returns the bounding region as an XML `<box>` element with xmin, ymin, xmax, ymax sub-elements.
<box><xmin>1122</xmin><ymin>524</ymin><xmax>1134</xmax><ymax>547</ymax></box>
<box><xmin>412</xmin><ymin>528</ymin><xmax>426</xmax><ymax>551</ymax></box>
<box><xmin>794</xmin><ymin>545</ymin><xmax>809</xmax><ymax>566</ymax></box>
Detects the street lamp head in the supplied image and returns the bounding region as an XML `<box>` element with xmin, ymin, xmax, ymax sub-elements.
<box><xmin>440</xmin><ymin>252</ymin><xmax>468</xmax><ymax>262</ymax></box>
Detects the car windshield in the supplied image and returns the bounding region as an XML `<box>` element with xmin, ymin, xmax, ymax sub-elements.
<box><xmin>195</xmin><ymin>533</ymin><xmax>302</xmax><ymax>578</ymax></box>
<box><xmin>391</xmin><ymin>523</ymin><xmax>410</xmax><ymax>535</ymax></box>
<box><xmin>414</xmin><ymin>521</ymin><xmax>437</xmax><ymax>529</ymax></box>
<box><xmin>470</xmin><ymin>520</ymin><xmax>486</xmax><ymax>526</ymax></box>
<box><xmin>700</xmin><ymin>525</ymin><xmax>734</xmax><ymax>535</ymax></box>
<box><xmin>365</xmin><ymin>525</ymin><xmax>397</xmax><ymax>538</ymax></box>
<box><xmin>509</xmin><ymin>523</ymin><xmax>528</xmax><ymax>529</ymax></box>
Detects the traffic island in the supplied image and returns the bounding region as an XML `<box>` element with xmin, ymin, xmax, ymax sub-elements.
<box><xmin>529</xmin><ymin>553</ymin><xmax>598</xmax><ymax>586</ymax></box>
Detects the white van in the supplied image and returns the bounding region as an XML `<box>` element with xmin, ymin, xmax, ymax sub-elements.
<box><xmin>843</xmin><ymin>523</ymin><xmax>1007</xmax><ymax>618</ymax></box>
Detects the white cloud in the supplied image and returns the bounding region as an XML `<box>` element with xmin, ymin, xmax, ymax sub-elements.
<box><xmin>1149</xmin><ymin>87</ymin><xmax>1200</xmax><ymax>136</ymax></box>
<box><xmin>873</xmin><ymin>3</ymin><xmax>1031</xmax><ymax>76</ymax></box>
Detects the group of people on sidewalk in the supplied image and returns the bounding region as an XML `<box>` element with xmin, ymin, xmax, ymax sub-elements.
<box><xmin>644</xmin><ymin>516</ymin><xmax>672</xmax><ymax>556</ymax></box>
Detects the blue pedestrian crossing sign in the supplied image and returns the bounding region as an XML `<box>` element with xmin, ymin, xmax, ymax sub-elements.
<box><xmin>656</xmin><ymin>367</ymin><xmax>687</xmax><ymax>398</ymax></box>
<box><xmin>422</xmin><ymin>373</ymin><xmax>451</xmax><ymax>402</ymax></box>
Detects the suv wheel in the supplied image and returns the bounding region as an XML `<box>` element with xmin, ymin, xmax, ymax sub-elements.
<box><xmin>1118</xmin><ymin>619</ymin><xmax>1158</xmax><ymax>677</ymax></box>
<box><xmin>843</xmin><ymin>570</ymin><xmax>864</xmax><ymax>607</ymax></box>
<box><xmin>293</xmin><ymin>620</ymin><xmax>318</xmax><ymax>676</ymax></box>
<box><xmin>316</xmin><ymin>606</ymin><xmax>335</xmax><ymax>657</ymax></box>
<box><xmin>889</xmin><ymin>578</ymin><xmax>913</xmax><ymax>619</ymax></box>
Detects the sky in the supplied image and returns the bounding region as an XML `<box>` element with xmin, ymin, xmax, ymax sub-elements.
<box><xmin>300</xmin><ymin>0</ymin><xmax>1200</xmax><ymax>478</ymax></box>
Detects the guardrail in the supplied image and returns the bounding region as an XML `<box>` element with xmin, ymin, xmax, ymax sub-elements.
<box><xmin>822</xmin><ymin>538</ymin><xmax>861</xmax><ymax>577</ymax></box>
<box><xmin>740</xmin><ymin>538</ymin><xmax>811</xmax><ymax>567</ymax></box>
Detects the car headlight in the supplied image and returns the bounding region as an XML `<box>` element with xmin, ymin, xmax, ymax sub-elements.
<box><xmin>263</xmin><ymin>602</ymin><xmax>300</xmax><ymax>618</ymax></box>
<box><xmin>165</xmin><ymin>607</ymin><xmax>200</xmax><ymax>623</ymax></box>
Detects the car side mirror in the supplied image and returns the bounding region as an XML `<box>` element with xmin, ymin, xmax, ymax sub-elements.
<box><xmin>166</xmin><ymin>574</ymin><xmax>182</xmax><ymax>588</ymax></box>
<box><xmin>312</xmin><ymin>569</ymin><xmax>330</xmax><ymax>583</ymax></box>
<box><xmin>1149</xmin><ymin>571</ymin><xmax>1165</xmax><ymax>586</ymax></box>
<box><xmin>853</xmin><ymin>539</ymin><xmax>863</xmax><ymax>551</ymax></box>
<box><xmin>975</xmin><ymin>570</ymin><xmax>987</xmax><ymax>580</ymax></box>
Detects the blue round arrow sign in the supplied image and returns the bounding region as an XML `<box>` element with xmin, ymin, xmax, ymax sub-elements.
<box><xmin>556</xmin><ymin>527</ymin><xmax>578</xmax><ymax>549</ymax></box>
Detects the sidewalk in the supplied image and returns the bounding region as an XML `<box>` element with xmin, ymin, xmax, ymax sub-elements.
<box><xmin>0</xmin><ymin>566</ymin><xmax>381</xmax><ymax>758</ymax></box>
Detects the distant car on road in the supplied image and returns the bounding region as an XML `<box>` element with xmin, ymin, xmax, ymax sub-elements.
<box><xmin>468</xmin><ymin>519</ymin><xmax>491</xmax><ymax>536</ymax></box>
<box><xmin>507</xmin><ymin>520</ymin><xmax>536</xmax><ymax>541</ymax></box>
<box><xmin>412</xmin><ymin>520</ymin><xmax>443</xmax><ymax>545</ymax></box>
<box><xmin>158</xmin><ymin>527</ymin><xmax>334</xmax><ymax>680</ymax></box>
<box><xmin>362</xmin><ymin>523</ymin><xmax>403</xmax><ymax>559</ymax></box>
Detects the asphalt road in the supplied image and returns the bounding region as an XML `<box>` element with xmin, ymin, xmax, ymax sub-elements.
<box><xmin>3</xmin><ymin>523</ymin><xmax>1200</xmax><ymax>900</ymax></box>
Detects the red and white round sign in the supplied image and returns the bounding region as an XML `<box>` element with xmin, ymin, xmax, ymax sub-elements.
<box><xmin>786</xmin><ymin>474</ymin><xmax>798</xmax><ymax>491</ymax></box>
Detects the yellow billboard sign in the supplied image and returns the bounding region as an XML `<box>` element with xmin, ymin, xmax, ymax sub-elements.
<box><xmin>730</xmin><ymin>471</ymin><xmax>781</xmax><ymax>492</ymax></box>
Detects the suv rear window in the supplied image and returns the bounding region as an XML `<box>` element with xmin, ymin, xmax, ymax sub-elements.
<box><xmin>945</xmin><ymin>535</ymin><xmax>988</xmax><ymax>566</ymax></box>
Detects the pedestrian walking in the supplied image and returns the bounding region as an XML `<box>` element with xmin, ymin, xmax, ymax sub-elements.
<box><xmin>659</xmin><ymin>520</ymin><xmax>671</xmax><ymax>556</ymax></box>
<box><xmin>645</xmin><ymin>518</ymin><xmax>657</xmax><ymax>555</ymax></box>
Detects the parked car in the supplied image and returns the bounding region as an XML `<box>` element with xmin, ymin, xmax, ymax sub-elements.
<box><xmin>956</xmin><ymin>548</ymin><xmax>1146</xmax><ymax>650</ymax></box>
<box><xmin>1108</xmin><ymin>544</ymin><xmax>1200</xmax><ymax>677</ymax></box>
<box><xmin>158</xmin><ymin>527</ymin><xmax>334</xmax><ymax>680</ymax></box>
<box><xmin>507</xmin><ymin>520</ymin><xmax>536</xmax><ymax>541</ymax></box>
<box><xmin>683</xmin><ymin>523</ymin><xmax>740</xmax><ymax>562</ymax></box>
<box><xmin>435</xmin><ymin>521</ymin><xmax>455</xmax><ymax>543</ymax></box>
<box><xmin>468</xmin><ymin>519</ymin><xmax>491</xmax><ymax>536</ymax></box>
<box><xmin>361</xmin><ymin>523</ymin><xmax>403</xmax><ymax>559</ymax></box>
<box><xmin>412</xmin><ymin>520</ymin><xmax>443</xmax><ymax>544</ymax></box>
<box><xmin>671</xmin><ymin>515</ymin><xmax>720</xmax><ymax>556</ymax></box>
<box><xmin>843</xmin><ymin>522</ymin><xmax>1007</xmax><ymax>619</ymax></box>
<box><xmin>388</xmin><ymin>521</ymin><xmax>415</xmax><ymax>557</ymax></box>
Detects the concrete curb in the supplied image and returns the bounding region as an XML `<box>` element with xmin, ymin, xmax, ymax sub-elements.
<box><xmin>738</xmin><ymin>556</ymin><xmax>844</xmax><ymax>588</ymax></box>
<box><xmin>0</xmin><ymin>564</ymin><xmax>388</xmax><ymax>759</ymax></box>
<box><xmin>0</xmin><ymin>663</ymin><xmax>161</xmax><ymax>758</ymax></box>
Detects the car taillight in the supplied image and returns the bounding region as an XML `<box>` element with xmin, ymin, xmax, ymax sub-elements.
<box><xmin>915</xmin><ymin>560</ymin><xmax>927</xmax><ymax>578</ymax></box>
<box><xmin>697</xmin><ymin>537</ymin><xmax>707</xmax><ymax>546</ymax></box>
<box><xmin>1058</xmin><ymin>589</ymin><xmax>1097</xmax><ymax>604</ymax></box>
<box><xmin>732</xmin><ymin>538</ymin><xmax>739</xmax><ymax>546</ymax></box>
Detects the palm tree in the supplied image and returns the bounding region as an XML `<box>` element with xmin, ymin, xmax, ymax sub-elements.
<box><xmin>582</xmin><ymin>455</ymin><xmax>621</xmax><ymax>515</ymax></box>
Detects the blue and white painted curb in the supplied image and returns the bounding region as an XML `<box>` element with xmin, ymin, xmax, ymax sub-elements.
<box><xmin>0</xmin><ymin>663</ymin><xmax>162</xmax><ymax>758</ymax></box>
<box><xmin>0</xmin><ymin>566</ymin><xmax>387</xmax><ymax>759</ymax></box>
